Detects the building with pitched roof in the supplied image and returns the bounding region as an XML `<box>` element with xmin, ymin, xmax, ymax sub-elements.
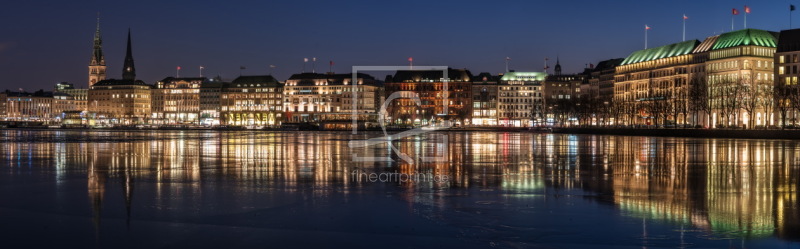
<box><xmin>706</xmin><ymin>29</ymin><xmax>777</xmax><ymax>128</ymax></box>
<box><xmin>151</xmin><ymin>77</ymin><xmax>205</xmax><ymax>124</ymax></box>
<box><xmin>220</xmin><ymin>75</ymin><xmax>283</xmax><ymax>126</ymax></box>
<box><xmin>283</xmin><ymin>72</ymin><xmax>382</xmax><ymax>130</ymax></box>
<box><xmin>470</xmin><ymin>72</ymin><xmax>499</xmax><ymax>126</ymax></box>
<box><xmin>385</xmin><ymin>68</ymin><xmax>472</xmax><ymax>126</ymax></box>
<box><xmin>614</xmin><ymin>39</ymin><xmax>700</xmax><ymax>126</ymax></box>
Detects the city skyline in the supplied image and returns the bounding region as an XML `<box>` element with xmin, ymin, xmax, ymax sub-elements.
<box><xmin>0</xmin><ymin>0</ymin><xmax>795</xmax><ymax>90</ymax></box>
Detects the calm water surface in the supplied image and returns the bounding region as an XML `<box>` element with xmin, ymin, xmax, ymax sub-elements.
<box><xmin>0</xmin><ymin>130</ymin><xmax>799</xmax><ymax>248</ymax></box>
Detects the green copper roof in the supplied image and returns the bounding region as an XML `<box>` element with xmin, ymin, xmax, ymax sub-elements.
<box><xmin>712</xmin><ymin>29</ymin><xmax>778</xmax><ymax>50</ymax></box>
<box><xmin>621</xmin><ymin>40</ymin><xmax>699</xmax><ymax>65</ymax></box>
<box><xmin>500</xmin><ymin>71</ymin><xmax>547</xmax><ymax>81</ymax></box>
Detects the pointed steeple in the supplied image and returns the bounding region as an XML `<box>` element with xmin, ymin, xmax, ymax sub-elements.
<box><xmin>91</xmin><ymin>14</ymin><xmax>104</xmax><ymax>65</ymax></box>
<box><xmin>122</xmin><ymin>28</ymin><xmax>136</xmax><ymax>80</ymax></box>
<box><xmin>554</xmin><ymin>56</ymin><xmax>562</xmax><ymax>75</ymax></box>
<box><xmin>88</xmin><ymin>13</ymin><xmax>106</xmax><ymax>86</ymax></box>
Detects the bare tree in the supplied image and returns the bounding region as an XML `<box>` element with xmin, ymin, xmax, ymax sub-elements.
<box><xmin>688</xmin><ymin>75</ymin><xmax>708</xmax><ymax>127</ymax></box>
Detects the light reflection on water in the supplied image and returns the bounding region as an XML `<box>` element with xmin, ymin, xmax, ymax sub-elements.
<box><xmin>0</xmin><ymin>130</ymin><xmax>798</xmax><ymax>248</ymax></box>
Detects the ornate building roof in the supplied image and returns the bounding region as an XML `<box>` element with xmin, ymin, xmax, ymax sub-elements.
<box><xmin>621</xmin><ymin>40</ymin><xmax>699</xmax><ymax>65</ymax></box>
<box><xmin>712</xmin><ymin>28</ymin><xmax>778</xmax><ymax>50</ymax></box>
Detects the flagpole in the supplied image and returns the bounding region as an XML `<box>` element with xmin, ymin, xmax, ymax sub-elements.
<box><xmin>176</xmin><ymin>67</ymin><xmax>180</xmax><ymax>78</ymax></box>
<box><xmin>505</xmin><ymin>57</ymin><xmax>509</xmax><ymax>72</ymax></box>
<box><xmin>683</xmin><ymin>15</ymin><xmax>686</xmax><ymax>41</ymax></box>
<box><xmin>199</xmin><ymin>66</ymin><xmax>203</xmax><ymax>77</ymax></box>
<box><xmin>645</xmin><ymin>25</ymin><xmax>648</xmax><ymax>49</ymax></box>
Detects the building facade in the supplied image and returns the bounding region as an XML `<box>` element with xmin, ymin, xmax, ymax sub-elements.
<box><xmin>55</xmin><ymin>82</ymin><xmax>88</xmax><ymax>112</ymax></box>
<box><xmin>614</xmin><ymin>40</ymin><xmax>699</xmax><ymax>126</ymax></box>
<box><xmin>706</xmin><ymin>29</ymin><xmax>777</xmax><ymax>128</ymax></box>
<box><xmin>498</xmin><ymin>71</ymin><xmax>546</xmax><ymax>127</ymax></box>
<box><xmin>151</xmin><ymin>77</ymin><xmax>204</xmax><ymax>124</ymax></box>
<box><xmin>470</xmin><ymin>73</ymin><xmax>499</xmax><ymax>126</ymax></box>
<box><xmin>200</xmin><ymin>79</ymin><xmax>225</xmax><ymax>126</ymax></box>
<box><xmin>3</xmin><ymin>91</ymin><xmax>58</xmax><ymax>122</ymax></box>
<box><xmin>220</xmin><ymin>75</ymin><xmax>283</xmax><ymax>126</ymax></box>
<box><xmin>283</xmin><ymin>73</ymin><xmax>381</xmax><ymax>129</ymax></box>
<box><xmin>775</xmin><ymin>28</ymin><xmax>800</xmax><ymax>126</ymax></box>
<box><xmin>385</xmin><ymin>68</ymin><xmax>473</xmax><ymax>126</ymax></box>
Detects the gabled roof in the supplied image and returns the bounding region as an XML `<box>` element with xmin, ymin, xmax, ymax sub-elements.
<box><xmin>621</xmin><ymin>40</ymin><xmax>699</xmax><ymax>65</ymax></box>
<box><xmin>712</xmin><ymin>29</ymin><xmax>778</xmax><ymax>50</ymax></box>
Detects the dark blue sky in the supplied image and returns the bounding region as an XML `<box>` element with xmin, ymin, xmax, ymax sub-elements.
<box><xmin>0</xmin><ymin>0</ymin><xmax>794</xmax><ymax>90</ymax></box>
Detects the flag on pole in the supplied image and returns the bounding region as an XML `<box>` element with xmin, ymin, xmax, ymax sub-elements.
<box><xmin>240</xmin><ymin>66</ymin><xmax>246</xmax><ymax>70</ymax></box>
<box><xmin>177</xmin><ymin>66</ymin><xmax>181</xmax><ymax>70</ymax></box>
<box><xmin>312</xmin><ymin>57</ymin><xmax>317</xmax><ymax>62</ymax></box>
<box><xmin>683</xmin><ymin>14</ymin><xmax>688</xmax><ymax>20</ymax></box>
<box><xmin>199</xmin><ymin>66</ymin><xmax>204</xmax><ymax>70</ymax></box>
<box><xmin>645</xmin><ymin>25</ymin><xmax>651</xmax><ymax>30</ymax></box>
<box><xmin>329</xmin><ymin>61</ymin><xmax>334</xmax><ymax>66</ymax></box>
<box><xmin>303</xmin><ymin>58</ymin><xmax>308</xmax><ymax>62</ymax></box>
<box><xmin>270</xmin><ymin>65</ymin><xmax>276</xmax><ymax>68</ymax></box>
<box><xmin>408</xmin><ymin>57</ymin><xmax>413</xmax><ymax>62</ymax></box>
<box><xmin>733</xmin><ymin>8</ymin><xmax>739</xmax><ymax>15</ymax></box>
<box><xmin>792</xmin><ymin>5</ymin><xmax>797</xmax><ymax>11</ymax></box>
<box><xmin>744</xmin><ymin>5</ymin><xmax>751</xmax><ymax>14</ymax></box>
<box><xmin>506</xmin><ymin>57</ymin><xmax>511</xmax><ymax>60</ymax></box>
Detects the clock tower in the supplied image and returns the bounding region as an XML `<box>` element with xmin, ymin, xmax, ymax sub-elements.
<box><xmin>88</xmin><ymin>15</ymin><xmax>106</xmax><ymax>87</ymax></box>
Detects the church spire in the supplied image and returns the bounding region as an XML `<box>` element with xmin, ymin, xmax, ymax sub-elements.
<box><xmin>554</xmin><ymin>56</ymin><xmax>562</xmax><ymax>75</ymax></box>
<box><xmin>122</xmin><ymin>29</ymin><xmax>136</xmax><ymax>80</ymax></box>
<box><xmin>88</xmin><ymin>13</ymin><xmax>106</xmax><ymax>86</ymax></box>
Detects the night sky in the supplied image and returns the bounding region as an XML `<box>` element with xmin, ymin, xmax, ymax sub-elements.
<box><xmin>0</xmin><ymin>0</ymin><xmax>794</xmax><ymax>90</ymax></box>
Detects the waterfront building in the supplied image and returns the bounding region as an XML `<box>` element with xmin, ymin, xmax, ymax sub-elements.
<box><xmin>498</xmin><ymin>71</ymin><xmax>546</xmax><ymax>127</ymax></box>
<box><xmin>705</xmin><ymin>29</ymin><xmax>777</xmax><ymax>128</ymax></box>
<box><xmin>587</xmin><ymin>59</ymin><xmax>622</xmax><ymax>125</ymax></box>
<box><xmin>774</xmin><ymin>28</ymin><xmax>800</xmax><ymax>126</ymax></box>
<box><xmin>88</xmin><ymin>30</ymin><xmax>152</xmax><ymax>125</ymax></box>
<box><xmin>2</xmin><ymin>90</ymin><xmax>59</xmax><ymax>122</ymax></box>
<box><xmin>543</xmin><ymin>60</ymin><xmax>585</xmax><ymax>126</ymax></box>
<box><xmin>55</xmin><ymin>82</ymin><xmax>88</xmax><ymax>112</ymax></box>
<box><xmin>614</xmin><ymin>39</ymin><xmax>700</xmax><ymax>127</ymax></box>
<box><xmin>220</xmin><ymin>75</ymin><xmax>283</xmax><ymax>126</ymax></box>
<box><xmin>151</xmin><ymin>77</ymin><xmax>204</xmax><ymax>124</ymax></box>
<box><xmin>283</xmin><ymin>72</ymin><xmax>382</xmax><ymax>129</ymax></box>
<box><xmin>613</xmin><ymin>28</ymin><xmax>777</xmax><ymax>128</ymax></box>
<box><xmin>199</xmin><ymin>78</ymin><xmax>225</xmax><ymax>126</ymax></box>
<box><xmin>470</xmin><ymin>72</ymin><xmax>499</xmax><ymax>126</ymax></box>
<box><xmin>385</xmin><ymin>68</ymin><xmax>473</xmax><ymax>126</ymax></box>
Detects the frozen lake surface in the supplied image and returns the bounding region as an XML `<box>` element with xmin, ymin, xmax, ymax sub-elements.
<box><xmin>0</xmin><ymin>130</ymin><xmax>798</xmax><ymax>248</ymax></box>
